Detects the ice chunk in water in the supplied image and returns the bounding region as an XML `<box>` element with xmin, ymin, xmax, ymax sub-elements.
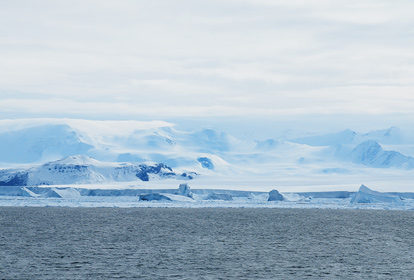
<box><xmin>351</xmin><ymin>185</ymin><xmax>402</xmax><ymax>205</ymax></box>
<box><xmin>268</xmin><ymin>189</ymin><xmax>284</xmax><ymax>201</ymax></box>
<box><xmin>175</xmin><ymin>183</ymin><xmax>193</xmax><ymax>198</ymax></box>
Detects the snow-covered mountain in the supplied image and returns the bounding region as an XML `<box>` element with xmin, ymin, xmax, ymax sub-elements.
<box><xmin>350</xmin><ymin>140</ymin><xmax>414</xmax><ymax>169</ymax></box>
<box><xmin>285</xmin><ymin>127</ymin><xmax>414</xmax><ymax>169</ymax></box>
<box><xmin>0</xmin><ymin>119</ymin><xmax>414</xmax><ymax>190</ymax></box>
<box><xmin>0</xmin><ymin>120</ymin><xmax>240</xmax><ymax>175</ymax></box>
<box><xmin>0</xmin><ymin>124</ymin><xmax>94</xmax><ymax>163</ymax></box>
<box><xmin>0</xmin><ymin>155</ymin><xmax>195</xmax><ymax>186</ymax></box>
<box><xmin>289</xmin><ymin>127</ymin><xmax>402</xmax><ymax>146</ymax></box>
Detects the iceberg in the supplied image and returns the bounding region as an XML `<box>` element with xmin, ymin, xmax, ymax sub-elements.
<box><xmin>268</xmin><ymin>189</ymin><xmax>284</xmax><ymax>201</ymax></box>
<box><xmin>350</xmin><ymin>185</ymin><xmax>403</xmax><ymax>205</ymax></box>
<box><xmin>175</xmin><ymin>183</ymin><xmax>193</xmax><ymax>198</ymax></box>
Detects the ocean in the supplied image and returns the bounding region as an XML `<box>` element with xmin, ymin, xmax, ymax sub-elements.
<box><xmin>1</xmin><ymin>207</ymin><xmax>414</xmax><ymax>279</ymax></box>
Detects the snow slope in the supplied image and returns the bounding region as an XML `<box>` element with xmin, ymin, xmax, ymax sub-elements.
<box><xmin>0</xmin><ymin>124</ymin><xmax>93</xmax><ymax>163</ymax></box>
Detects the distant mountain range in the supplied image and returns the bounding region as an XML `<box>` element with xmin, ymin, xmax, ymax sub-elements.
<box><xmin>0</xmin><ymin>119</ymin><xmax>413</xmax><ymax>187</ymax></box>
<box><xmin>289</xmin><ymin>127</ymin><xmax>402</xmax><ymax>146</ymax></box>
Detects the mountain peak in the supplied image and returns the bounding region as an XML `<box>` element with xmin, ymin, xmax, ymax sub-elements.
<box><xmin>48</xmin><ymin>155</ymin><xmax>98</xmax><ymax>166</ymax></box>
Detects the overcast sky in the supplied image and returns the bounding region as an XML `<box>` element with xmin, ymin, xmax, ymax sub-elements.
<box><xmin>1</xmin><ymin>0</ymin><xmax>414</xmax><ymax>136</ymax></box>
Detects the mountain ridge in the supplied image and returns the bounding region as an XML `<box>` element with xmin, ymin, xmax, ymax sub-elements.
<box><xmin>0</xmin><ymin>120</ymin><xmax>413</xmax><ymax>188</ymax></box>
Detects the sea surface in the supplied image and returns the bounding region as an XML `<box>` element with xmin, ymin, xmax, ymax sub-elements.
<box><xmin>1</xmin><ymin>207</ymin><xmax>414</xmax><ymax>279</ymax></box>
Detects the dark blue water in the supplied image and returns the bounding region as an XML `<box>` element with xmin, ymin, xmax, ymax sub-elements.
<box><xmin>1</xmin><ymin>207</ymin><xmax>414</xmax><ymax>279</ymax></box>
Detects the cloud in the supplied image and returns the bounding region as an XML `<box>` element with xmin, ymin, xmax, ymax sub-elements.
<box><xmin>1</xmin><ymin>0</ymin><xmax>414</xmax><ymax>127</ymax></box>
<box><xmin>2</xmin><ymin>83</ymin><xmax>414</xmax><ymax>120</ymax></box>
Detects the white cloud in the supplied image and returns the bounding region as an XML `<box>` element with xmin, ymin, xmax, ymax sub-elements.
<box><xmin>1</xmin><ymin>0</ymin><xmax>414</xmax><ymax>129</ymax></box>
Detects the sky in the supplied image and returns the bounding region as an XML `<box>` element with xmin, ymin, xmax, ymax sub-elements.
<box><xmin>1</xmin><ymin>0</ymin><xmax>414</xmax><ymax>137</ymax></box>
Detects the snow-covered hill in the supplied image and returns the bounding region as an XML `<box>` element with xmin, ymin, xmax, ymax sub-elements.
<box><xmin>0</xmin><ymin>155</ymin><xmax>195</xmax><ymax>186</ymax></box>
